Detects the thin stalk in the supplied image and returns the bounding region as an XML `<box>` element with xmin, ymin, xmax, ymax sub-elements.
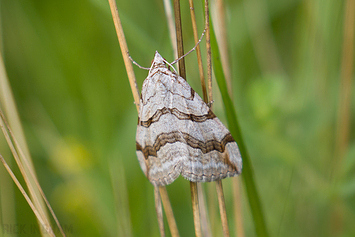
<box><xmin>163</xmin><ymin>0</ymin><xmax>178</xmax><ymax>59</ymax></box>
<box><xmin>198</xmin><ymin>183</ymin><xmax>212</xmax><ymax>237</ymax></box>
<box><xmin>216</xmin><ymin>180</ymin><xmax>230</xmax><ymax>237</ymax></box>
<box><xmin>186</xmin><ymin>3</ymin><xmax>211</xmax><ymax>235</ymax></box>
<box><xmin>0</xmin><ymin>148</ymin><xmax>54</xmax><ymax>236</ymax></box>
<box><xmin>172</xmin><ymin>1</ymin><xmax>202</xmax><ymax>236</ymax></box>
<box><xmin>188</xmin><ymin>0</ymin><xmax>208</xmax><ymax>103</ymax></box>
<box><xmin>191</xmin><ymin>182</ymin><xmax>202</xmax><ymax>237</ymax></box>
<box><xmin>155</xmin><ymin>187</ymin><xmax>165</xmax><ymax>237</ymax></box>
<box><xmin>1</xmin><ymin>51</ymin><xmax>66</xmax><ymax>235</ymax></box>
<box><xmin>205</xmin><ymin>0</ymin><xmax>212</xmax><ymax>102</ymax></box>
<box><xmin>108</xmin><ymin>2</ymin><xmax>180</xmax><ymax>237</ymax></box>
<box><xmin>159</xmin><ymin>187</ymin><xmax>180</xmax><ymax>237</ymax></box>
<box><xmin>173</xmin><ymin>0</ymin><xmax>186</xmax><ymax>78</ymax></box>
<box><xmin>331</xmin><ymin>1</ymin><xmax>354</xmax><ymax>235</ymax></box>
<box><xmin>108</xmin><ymin>0</ymin><xmax>140</xmax><ymax>109</ymax></box>
<box><xmin>204</xmin><ymin>1</ymin><xmax>230</xmax><ymax>236</ymax></box>
<box><xmin>213</xmin><ymin>1</ymin><xmax>244</xmax><ymax>235</ymax></box>
<box><xmin>334</xmin><ymin>0</ymin><xmax>354</xmax><ymax>169</ymax></box>
<box><xmin>108</xmin><ymin>1</ymin><xmax>162</xmax><ymax>236</ymax></box>
<box><xmin>0</xmin><ymin>109</ymin><xmax>66</xmax><ymax>237</ymax></box>
<box><xmin>214</xmin><ymin>0</ymin><xmax>231</xmax><ymax>94</ymax></box>
<box><xmin>0</xmin><ymin>50</ymin><xmax>51</xmax><ymax>237</ymax></box>
<box><xmin>209</xmin><ymin>14</ymin><xmax>270</xmax><ymax>237</ymax></box>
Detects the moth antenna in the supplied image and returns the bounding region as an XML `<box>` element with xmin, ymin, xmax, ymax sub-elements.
<box><xmin>170</xmin><ymin>28</ymin><xmax>207</xmax><ymax>65</ymax></box>
<box><xmin>127</xmin><ymin>51</ymin><xmax>150</xmax><ymax>70</ymax></box>
<box><xmin>161</xmin><ymin>58</ymin><xmax>178</xmax><ymax>74</ymax></box>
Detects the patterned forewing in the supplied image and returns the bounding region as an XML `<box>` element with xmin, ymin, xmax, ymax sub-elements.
<box><xmin>136</xmin><ymin>52</ymin><xmax>242</xmax><ymax>186</ymax></box>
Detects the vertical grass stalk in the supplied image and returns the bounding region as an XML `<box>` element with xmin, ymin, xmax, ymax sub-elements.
<box><xmin>0</xmin><ymin>51</ymin><xmax>54</xmax><ymax>237</ymax></box>
<box><xmin>334</xmin><ymin>0</ymin><xmax>354</xmax><ymax>169</ymax></box>
<box><xmin>108</xmin><ymin>1</ymin><xmax>180</xmax><ymax>236</ymax></box>
<box><xmin>188</xmin><ymin>0</ymin><xmax>208</xmax><ymax>103</ymax></box>
<box><xmin>203</xmin><ymin>1</ymin><xmax>230</xmax><ymax>236</ymax></box>
<box><xmin>216</xmin><ymin>180</ymin><xmax>230</xmax><ymax>237</ymax></box>
<box><xmin>208</xmin><ymin>5</ymin><xmax>270</xmax><ymax>237</ymax></box>
<box><xmin>159</xmin><ymin>187</ymin><xmax>180</xmax><ymax>237</ymax></box>
<box><xmin>191</xmin><ymin>182</ymin><xmax>202</xmax><ymax>237</ymax></box>
<box><xmin>173</xmin><ymin>0</ymin><xmax>186</xmax><ymax>78</ymax></box>
<box><xmin>155</xmin><ymin>187</ymin><xmax>166</xmax><ymax>237</ymax></box>
<box><xmin>0</xmin><ymin>154</ymin><xmax>54</xmax><ymax>237</ymax></box>
<box><xmin>204</xmin><ymin>0</ymin><xmax>212</xmax><ymax>102</ymax></box>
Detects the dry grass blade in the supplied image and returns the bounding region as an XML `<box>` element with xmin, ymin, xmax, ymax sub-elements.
<box><xmin>212</xmin><ymin>0</ymin><xmax>244</xmax><ymax>235</ymax></box>
<box><xmin>334</xmin><ymin>0</ymin><xmax>354</xmax><ymax>167</ymax></box>
<box><xmin>198</xmin><ymin>183</ymin><xmax>212</xmax><ymax>237</ymax></box>
<box><xmin>159</xmin><ymin>187</ymin><xmax>180</xmax><ymax>237</ymax></box>
<box><xmin>163</xmin><ymin>0</ymin><xmax>178</xmax><ymax>59</ymax></box>
<box><xmin>0</xmin><ymin>53</ymin><xmax>65</xmax><ymax>236</ymax></box>
<box><xmin>204</xmin><ymin>1</ymin><xmax>231</xmax><ymax>236</ymax></box>
<box><xmin>188</xmin><ymin>0</ymin><xmax>208</xmax><ymax>103</ymax></box>
<box><xmin>108</xmin><ymin>0</ymin><xmax>140</xmax><ymax>109</ymax></box>
<box><xmin>331</xmin><ymin>2</ymin><xmax>354</xmax><ymax>233</ymax></box>
<box><xmin>0</xmin><ymin>109</ymin><xmax>66</xmax><ymax>237</ymax></box>
<box><xmin>173</xmin><ymin>0</ymin><xmax>186</xmax><ymax>78</ymax></box>
<box><xmin>188</xmin><ymin>1</ymin><xmax>212</xmax><ymax>236</ymax></box>
<box><xmin>157</xmin><ymin>187</ymin><xmax>177</xmax><ymax>236</ymax></box>
<box><xmin>0</xmin><ymin>154</ymin><xmax>54</xmax><ymax>236</ymax></box>
<box><xmin>172</xmin><ymin>1</ymin><xmax>203</xmax><ymax>236</ymax></box>
<box><xmin>0</xmin><ymin>138</ymin><xmax>54</xmax><ymax>237</ymax></box>
<box><xmin>108</xmin><ymin>2</ymin><xmax>180</xmax><ymax>237</ymax></box>
<box><xmin>155</xmin><ymin>187</ymin><xmax>165</xmax><ymax>237</ymax></box>
<box><xmin>0</xmin><ymin>51</ymin><xmax>54</xmax><ymax>236</ymax></box>
<box><xmin>216</xmin><ymin>180</ymin><xmax>230</xmax><ymax>237</ymax></box>
<box><xmin>213</xmin><ymin>0</ymin><xmax>231</xmax><ymax>94</ymax></box>
<box><xmin>204</xmin><ymin>0</ymin><xmax>212</xmax><ymax>103</ymax></box>
<box><xmin>209</xmin><ymin>14</ymin><xmax>269</xmax><ymax>236</ymax></box>
<box><xmin>190</xmin><ymin>182</ymin><xmax>202</xmax><ymax>237</ymax></box>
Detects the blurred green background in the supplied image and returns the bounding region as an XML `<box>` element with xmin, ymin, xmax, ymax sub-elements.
<box><xmin>0</xmin><ymin>0</ymin><xmax>354</xmax><ymax>236</ymax></box>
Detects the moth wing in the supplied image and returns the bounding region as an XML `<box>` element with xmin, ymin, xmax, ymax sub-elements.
<box><xmin>173</xmin><ymin>77</ymin><xmax>242</xmax><ymax>182</ymax></box>
<box><xmin>136</xmin><ymin>51</ymin><xmax>242</xmax><ymax>186</ymax></box>
<box><xmin>136</xmin><ymin>71</ymin><xmax>187</xmax><ymax>186</ymax></box>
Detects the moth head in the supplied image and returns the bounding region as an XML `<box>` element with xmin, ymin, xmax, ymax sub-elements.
<box><xmin>150</xmin><ymin>51</ymin><xmax>168</xmax><ymax>71</ymax></box>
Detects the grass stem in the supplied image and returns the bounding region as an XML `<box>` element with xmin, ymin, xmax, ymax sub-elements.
<box><xmin>190</xmin><ymin>182</ymin><xmax>202</xmax><ymax>237</ymax></box>
<box><xmin>160</xmin><ymin>187</ymin><xmax>180</xmax><ymax>237</ymax></box>
<box><xmin>173</xmin><ymin>0</ymin><xmax>186</xmax><ymax>78</ymax></box>
<box><xmin>108</xmin><ymin>0</ymin><xmax>140</xmax><ymax>110</ymax></box>
<box><xmin>155</xmin><ymin>187</ymin><xmax>165</xmax><ymax>237</ymax></box>
<box><xmin>204</xmin><ymin>0</ymin><xmax>212</xmax><ymax>103</ymax></box>
<box><xmin>216</xmin><ymin>180</ymin><xmax>230</xmax><ymax>237</ymax></box>
<box><xmin>189</xmin><ymin>0</ymin><xmax>208</xmax><ymax>103</ymax></box>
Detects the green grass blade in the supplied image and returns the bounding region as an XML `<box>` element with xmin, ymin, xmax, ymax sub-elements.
<box><xmin>209</xmin><ymin>17</ymin><xmax>270</xmax><ymax>237</ymax></box>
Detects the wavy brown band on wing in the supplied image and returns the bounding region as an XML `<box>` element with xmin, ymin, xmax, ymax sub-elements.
<box><xmin>139</xmin><ymin>107</ymin><xmax>216</xmax><ymax>128</ymax></box>
<box><xmin>136</xmin><ymin>131</ymin><xmax>235</xmax><ymax>160</ymax></box>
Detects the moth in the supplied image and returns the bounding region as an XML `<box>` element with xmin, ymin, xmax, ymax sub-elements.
<box><xmin>136</xmin><ymin>51</ymin><xmax>242</xmax><ymax>186</ymax></box>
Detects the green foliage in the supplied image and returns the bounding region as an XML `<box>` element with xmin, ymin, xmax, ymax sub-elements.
<box><xmin>0</xmin><ymin>0</ymin><xmax>353</xmax><ymax>237</ymax></box>
<box><xmin>209</xmin><ymin>11</ymin><xmax>269</xmax><ymax>237</ymax></box>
